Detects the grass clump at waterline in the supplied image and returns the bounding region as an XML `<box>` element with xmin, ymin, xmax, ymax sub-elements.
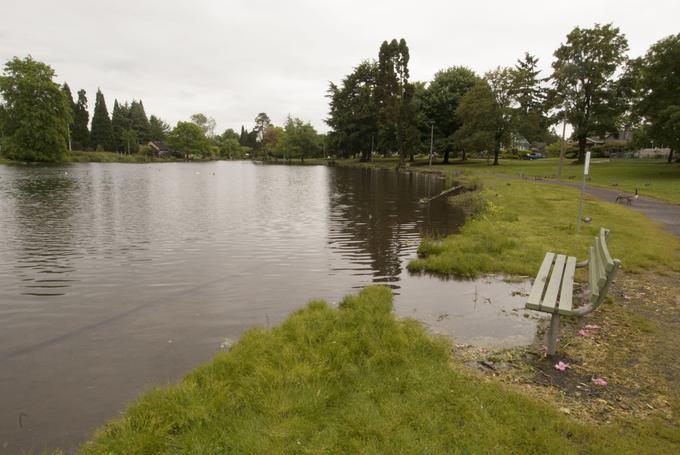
<box><xmin>0</xmin><ymin>150</ymin><xmax>183</xmax><ymax>164</ymax></box>
<box><xmin>409</xmin><ymin>177</ymin><xmax>680</xmax><ymax>278</ymax></box>
<box><xmin>80</xmin><ymin>286</ymin><xmax>678</xmax><ymax>454</ymax></box>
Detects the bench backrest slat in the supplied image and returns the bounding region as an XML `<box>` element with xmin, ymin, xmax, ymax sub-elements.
<box><xmin>593</xmin><ymin>239</ymin><xmax>607</xmax><ymax>285</ymax></box>
<box><xmin>597</xmin><ymin>229</ymin><xmax>615</xmax><ymax>272</ymax></box>
<box><xmin>589</xmin><ymin>228</ymin><xmax>621</xmax><ymax>309</ymax></box>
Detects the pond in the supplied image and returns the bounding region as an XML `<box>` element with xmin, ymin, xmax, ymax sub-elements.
<box><xmin>0</xmin><ymin>161</ymin><xmax>537</xmax><ymax>453</ymax></box>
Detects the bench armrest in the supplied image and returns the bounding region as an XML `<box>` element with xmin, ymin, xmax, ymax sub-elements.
<box><xmin>575</xmin><ymin>259</ymin><xmax>588</xmax><ymax>268</ymax></box>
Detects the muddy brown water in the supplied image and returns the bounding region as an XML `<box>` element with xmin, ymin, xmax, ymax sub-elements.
<box><xmin>0</xmin><ymin>162</ymin><xmax>538</xmax><ymax>453</ymax></box>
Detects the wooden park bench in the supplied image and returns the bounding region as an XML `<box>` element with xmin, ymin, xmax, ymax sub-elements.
<box><xmin>525</xmin><ymin>228</ymin><xmax>621</xmax><ymax>356</ymax></box>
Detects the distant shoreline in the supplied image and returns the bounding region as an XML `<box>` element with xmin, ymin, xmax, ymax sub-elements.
<box><xmin>0</xmin><ymin>151</ymin><xmax>229</xmax><ymax>165</ymax></box>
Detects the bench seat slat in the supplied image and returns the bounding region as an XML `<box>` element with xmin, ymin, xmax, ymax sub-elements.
<box><xmin>558</xmin><ymin>256</ymin><xmax>576</xmax><ymax>315</ymax></box>
<box><xmin>540</xmin><ymin>254</ymin><xmax>566</xmax><ymax>313</ymax></box>
<box><xmin>526</xmin><ymin>252</ymin><xmax>555</xmax><ymax>310</ymax></box>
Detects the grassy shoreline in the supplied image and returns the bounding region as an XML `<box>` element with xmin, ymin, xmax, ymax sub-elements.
<box><xmin>0</xmin><ymin>151</ymin><xmax>199</xmax><ymax>164</ymax></box>
<box><xmin>409</xmin><ymin>176</ymin><xmax>680</xmax><ymax>278</ymax></box>
<box><xmin>329</xmin><ymin>157</ymin><xmax>680</xmax><ymax>204</ymax></box>
<box><xmin>79</xmin><ymin>287</ymin><xmax>680</xmax><ymax>453</ymax></box>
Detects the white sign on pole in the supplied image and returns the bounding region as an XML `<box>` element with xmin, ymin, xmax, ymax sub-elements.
<box><xmin>584</xmin><ymin>151</ymin><xmax>591</xmax><ymax>175</ymax></box>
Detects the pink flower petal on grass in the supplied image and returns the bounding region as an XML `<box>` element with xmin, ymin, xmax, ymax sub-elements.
<box><xmin>578</xmin><ymin>329</ymin><xmax>588</xmax><ymax>336</ymax></box>
<box><xmin>592</xmin><ymin>377</ymin><xmax>608</xmax><ymax>386</ymax></box>
<box><xmin>554</xmin><ymin>361</ymin><xmax>570</xmax><ymax>371</ymax></box>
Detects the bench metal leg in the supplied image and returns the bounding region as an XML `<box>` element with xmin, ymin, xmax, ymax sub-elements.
<box><xmin>547</xmin><ymin>312</ymin><xmax>561</xmax><ymax>357</ymax></box>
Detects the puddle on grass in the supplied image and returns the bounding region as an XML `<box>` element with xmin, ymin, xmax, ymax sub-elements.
<box><xmin>394</xmin><ymin>273</ymin><xmax>538</xmax><ymax>349</ymax></box>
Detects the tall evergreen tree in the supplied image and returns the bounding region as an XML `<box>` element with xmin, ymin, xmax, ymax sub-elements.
<box><xmin>376</xmin><ymin>38</ymin><xmax>414</xmax><ymax>167</ymax></box>
<box><xmin>510</xmin><ymin>53</ymin><xmax>549</xmax><ymax>144</ymax></box>
<box><xmin>130</xmin><ymin>100</ymin><xmax>150</xmax><ymax>143</ymax></box>
<box><xmin>90</xmin><ymin>89</ymin><xmax>114</xmax><ymax>151</ymax></box>
<box><xmin>239</xmin><ymin>125</ymin><xmax>252</xmax><ymax>146</ymax></box>
<box><xmin>72</xmin><ymin>89</ymin><xmax>90</xmax><ymax>150</ymax></box>
<box><xmin>149</xmin><ymin>115</ymin><xmax>170</xmax><ymax>142</ymax></box>
<box><xmin>111</xmin><ymin>100</ymin><xmax>125</xmax><ymax>151</ymax></box>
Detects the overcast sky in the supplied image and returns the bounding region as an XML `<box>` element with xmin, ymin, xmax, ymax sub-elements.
<box><xmin>2</xmin><ymin>0</ymin><xmax>678</xmax><ymax>134</ymax></box>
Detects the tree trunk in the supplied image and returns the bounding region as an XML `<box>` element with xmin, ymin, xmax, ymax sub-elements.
<box><xmin>668</xmin><ymin>148</ymin><xmax>674</xmax><ymax>163</ymax></box>
<box><xmin>577</xmin><ymin>135</ymin><xmax>587</xmax><ymax>163</ymax></box>
<box><xmin>442</xmin><ymin>150</ymin><xmax>450</xmax><ymax>164</ymax></box>
<box><xmin>462</xmin><ymin>150</ymin><xmax>467</xmax><ymax>161</ymax></box>
<box><xmin>493</xmin><ymin>143</ymin><xmax>500</xmax><ymax>166</ymax></box>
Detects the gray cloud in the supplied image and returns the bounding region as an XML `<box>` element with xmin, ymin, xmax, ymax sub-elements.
<box><xmin>2</xmin><ymin>0</ymin><xmax>677</xmax><ymax>133</ymax></box>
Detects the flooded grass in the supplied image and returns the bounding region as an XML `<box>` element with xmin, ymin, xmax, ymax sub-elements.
<box><xmin>80</xmin><ymin>286</ymin><xmax>679</xmax><ymax>454</ymax></box>
<box><xmin>409</xmin><ymin>177</ymin><xmax>680</xmax><ymax>278</ymax></box>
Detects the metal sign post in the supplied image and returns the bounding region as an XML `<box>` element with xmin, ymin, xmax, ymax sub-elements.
<box><xmin>576</xmin><ymin>151</ymin><xmax>591</xmax><ymax>233</ymax></box>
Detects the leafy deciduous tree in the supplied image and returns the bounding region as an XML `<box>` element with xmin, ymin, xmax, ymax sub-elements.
<box><xmin>550</xmin><ymin>24</ymin><xmax>629</xmax><ymax>163</ymax></box>
<box><xmin>0</xmin><ymin>56</ymin><xmax>70</xmax><ymax>161</ymax></box>
<box><xmin>190</xmin><ymin>113</ymin><xmax>216</xmax><ymax>139</ymax></box>
<box><xmin>635</xmin><ymin>33</ymin><xmax>680</xmax><ymax>162</ymax></box>
<box><xmin>166</xmin><ymin>121</ymin><xmax>211</xmax><ymax>159</ymax></box>
<box><xmin>276</xmin><ymin>116</ymin><xmax>320</xmax><ymax>163</ymax></box>
<box><xmin>454</xmin><ymin>68</ymin><xmax>516</xmax><ymax>165</ymax></box>
<box><xmin>326</xmin><ymin>60</ymin><xmax>378</xmax><ymax>161</ymax></box>
<box><xmin>422</xmin><ymin>66</ymin><xmax>479</xmax><ymax>163</ymax></box>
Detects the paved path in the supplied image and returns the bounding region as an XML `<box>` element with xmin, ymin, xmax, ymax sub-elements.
<box><xmin>538</xmin><ymin>179</ymin><xmax>680</xmax><ymax>238</ymax></box>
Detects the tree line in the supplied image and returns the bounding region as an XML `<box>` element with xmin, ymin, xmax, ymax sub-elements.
<box><xmin>0</xmin><ymin>55</ymin><xmax>326</xmax><ymax>163</ymax></box>
<box><xmin>327</xmin><ymin>25</ymin><xmax>680</xmax><ymax>165</ymax></box>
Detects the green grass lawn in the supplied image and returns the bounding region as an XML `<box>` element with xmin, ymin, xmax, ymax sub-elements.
<box><xmin>79</xmin><ymin>286</ymin><xmax>680</xmax><ymax>454</ymax></box>
<box><xmin>333</xmin><ymin>157</ymin><xmax>680</xmax><ymax>204</ymax></box>
<box><xmin>409</xmin><ymin>176</ymin><xmax>680</xmax><ymax>278</ymax></box>
<box><xmin>432</xmin><ymin>158</ymin><xmax>680</xmax><ymax>204</ymax></box>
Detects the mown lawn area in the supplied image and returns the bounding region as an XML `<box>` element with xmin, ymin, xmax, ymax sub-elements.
<box><xmin>80</xmin><ymin>286</ymin><xmax>680</xmax><ymax>454</ymax></box>
<box><xmin>428</xmin><ymin>157</ymin><xmax>680</xmax><ymax>204</ymax></box>
<box><xmin>334</xmin><ymin>157</ymin><xmax>680</xmax><ymax>204</ymax></box>
<box><xmin>409</xmin><ymin>176</ymin><xmax>680</xmax><ymax>278</ymax></box>
<box><xmin>443</xmin><ymin>158</ymin><xmax>679</xmax><ymax>204</ymax></box>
